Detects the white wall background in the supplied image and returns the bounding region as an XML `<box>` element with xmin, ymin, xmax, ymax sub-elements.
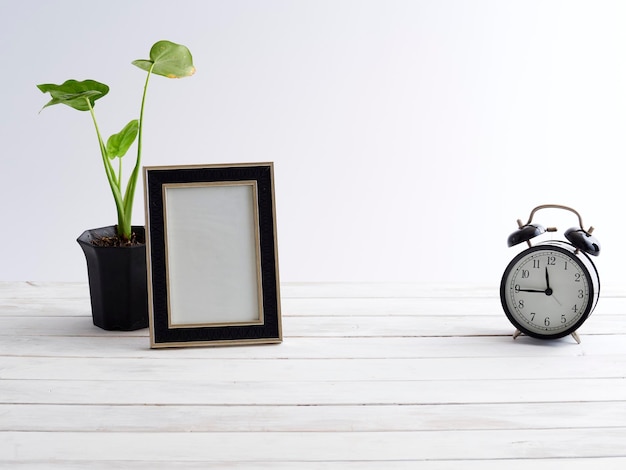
<box><xmin>2</xmin><ymin>0</ymin><xmax>626</xmax><ymax>287</ymax></box>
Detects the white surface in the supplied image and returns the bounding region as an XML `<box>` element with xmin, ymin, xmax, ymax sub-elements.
<box><xmin>2</xmin><ymin>281</ymin><xmax>626</xmax><ymax>467</ymax></box>
<box><xmin>3</xmin><ymin>1</ymin><xmax>626</xmax><ymax>286</ymax></box>
<box><xmin>164</xmin><ymin>183</ymin><xmax>261</xmax><ymax>325</ymax></box>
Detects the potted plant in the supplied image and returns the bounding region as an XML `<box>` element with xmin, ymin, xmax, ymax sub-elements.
<box><xmin>37</xmin><ymin>40</ymin><xmax>195</xmax><ymax>330</ymax></box>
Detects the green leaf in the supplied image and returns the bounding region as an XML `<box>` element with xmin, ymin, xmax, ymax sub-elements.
<box><xmin>37</xmin><ymin>79</ymin><xmax>109</xmax><ymax>112</ymax></box>
<box><xmin>106</xmin><ymin>120</ymin><xmax>139</xmax><ymax>159</ymax></box>
<box><xmin>132</xmin><ymin>40</ymin><xmax>195</xmax><ymax>78</ymax></box>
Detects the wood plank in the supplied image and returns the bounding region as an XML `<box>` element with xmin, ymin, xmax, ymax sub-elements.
<box><xmin>3</xmin><ymin>401</ymin><xmax>626</xmax><ymax>432</ymax></box>
<box><xmin>4</xmin><ymin>378</ymin><xmax>626</xmax><ymax>405</ymax></box>
<box><xmin>4</xmin><ymin>334</ymin><xmax>626</xmax><ymax>359</ymax></box>
<box><xmin>4</xmin><ymin>458</ymin><xmax>626</xmax><ymax>470</ymax></box>
<box><xmin>0</xmin><ymin>282</ymin><xmax>87</xmax><ymax>299</ymax></box>
<box><xmin>2</xmin><ymin>355</ymin><xmax>626</xmax><ymax>382</ymax></box>
<box><xmin>0</xmin><ymin>335</ymin><xmax>626</xmax><ymax>360</ymax></box>
<box><xmin>2</xmin><ymin>429</ymin><xmax>626</xmax><ymax>462</ymax></box>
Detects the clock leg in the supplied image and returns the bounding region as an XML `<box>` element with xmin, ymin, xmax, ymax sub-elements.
<box><xmin>571</xmin><ymin>331</ymin><xmax>581</xmax><ymax>344</ymax></box>
<box><xmin>513</xmin><ymin>329</ymin><xmax>522</xmax><ymax>340</ymax></box>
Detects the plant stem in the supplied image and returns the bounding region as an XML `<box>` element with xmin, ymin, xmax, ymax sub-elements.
<box><xmin>121</xmin><ymin>62</ymin><xmax>155</xmax><ymax>239</ymax></box>
<box><xmin>118</xmin><ymin>157</ymin><xmax>123</xmax><ymax>189</ymax></box>
<box><xmin>87</xmin><ymin>99</ymin><xmax>125</xmax><ymax>233</ymax></box>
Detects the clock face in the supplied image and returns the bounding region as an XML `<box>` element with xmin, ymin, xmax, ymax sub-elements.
<box><xmin>500</xmin><ymin>242</ymin><xmax>599</xmax><ymax>339</ymax></box>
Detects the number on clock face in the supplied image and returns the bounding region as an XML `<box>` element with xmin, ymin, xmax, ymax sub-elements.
<box><xmin>501</xmin><ymin>245</ymin><xmax>592</xmax><ymax>338</ymax></box>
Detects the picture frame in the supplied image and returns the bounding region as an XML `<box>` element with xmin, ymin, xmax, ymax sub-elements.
<box><xmin>143</xmin><ymin>162</ymin><xmax>282</xmax><ymax>348</ymax></box>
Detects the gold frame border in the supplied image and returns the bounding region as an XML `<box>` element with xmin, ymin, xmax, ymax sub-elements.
<box><xmin>162</xmin><ymin>180</ymin><xmax>264</xmax><ymax>329</ymax></box>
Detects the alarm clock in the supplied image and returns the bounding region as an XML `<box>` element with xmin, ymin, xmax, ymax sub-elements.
<box><xmin>500</xmin><ymin>204</ymin><xmax>600</xmax><ymax>343</ymax></box>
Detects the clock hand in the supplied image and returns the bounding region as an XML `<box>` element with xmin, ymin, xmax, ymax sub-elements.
<box><xmin>544</xmin><ymin>268</ymin><xmax>553</xmax><ymax>296</ymax></box>
<box><xmin>543</xmin><ymin>268</ymin><xmax>562</xmax><ymax>304</ymax></box>
<box><xmin>518</xmin><ymin>286</ymin><xmax>555</xmax><ymax>296</ymax></box>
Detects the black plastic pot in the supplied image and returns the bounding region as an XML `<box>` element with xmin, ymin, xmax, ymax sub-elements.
<box><xmin>77</xmin><ymin>225</ymin><xmax>149</xmax><ymax>331</ymax></box>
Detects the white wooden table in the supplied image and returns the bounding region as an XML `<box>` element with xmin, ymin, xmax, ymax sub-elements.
<box><xmin>2</xmin><ymin>281</ymin><xmax>626</xmax><ymax>468</ymax></box>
